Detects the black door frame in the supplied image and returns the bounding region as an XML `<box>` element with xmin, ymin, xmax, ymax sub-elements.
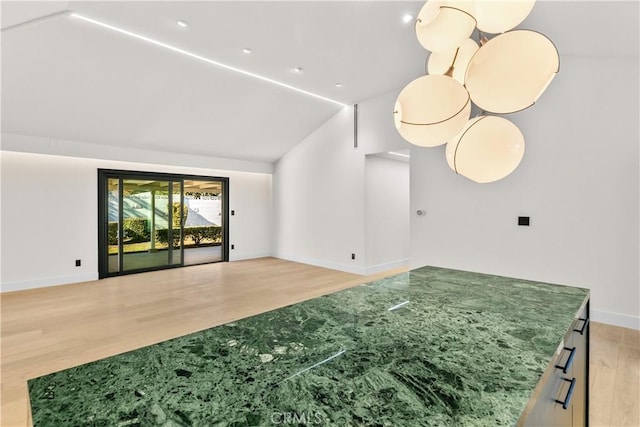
<box><xmin>98</xmin><ymin>169</ymin><xmax>230</xmax><ymax>279</ymax></box>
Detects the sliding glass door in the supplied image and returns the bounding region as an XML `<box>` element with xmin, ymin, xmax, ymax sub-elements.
<box><xmin>99</xmin><ymin>170</ymin><xmax>228</xmax><ymax>278</ymax></box>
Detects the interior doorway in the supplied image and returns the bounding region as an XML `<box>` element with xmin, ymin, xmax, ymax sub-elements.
<box><xmin>364</xmin><ymin>150</ymin><xmax>410</xmax><ymax>274</ymax></box>
<box><xmin>98</xmin><ymin>170</ymin><xmax>229</xmax><ymax>278</ymax></box>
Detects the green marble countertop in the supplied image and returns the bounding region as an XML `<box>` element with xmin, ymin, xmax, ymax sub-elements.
<box><xmin>29</xmin><ymin>266</ymin><xmax>589</xmax><ymax>426</ymax></box>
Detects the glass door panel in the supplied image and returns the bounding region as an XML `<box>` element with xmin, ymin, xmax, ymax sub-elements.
<box><xmin>183</xmin><ymin>180</ymin><xmax>224</xmax><ymax>265</ymax></box>
<box><xmin>122</xmin><ymin>179</ymin><xmax>171</xmax><ymax>272</ymax></box>
<box><xmin>107</xmin><ymin>178</ymin><xmax>120</xmax><ymax>274</ymax></box>
<box><xmin>171</xmin><ymin>181</ymin><xmax>183</xmax><ymax>265</ymax></box>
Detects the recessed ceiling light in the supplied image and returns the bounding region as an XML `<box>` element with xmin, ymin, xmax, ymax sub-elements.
<box><xmin>176</xmin><ymin>20</ymin><xmax>188</xmax><ymax>28</ymax></box>
<box><xmin>294</xmin><ymin>67</ymin><xmax>303</xmax><ymax>73</ymax></box>
<box><xmin>335</xmin><ymin>83</ymin><xmax>343</xmax><ymax>87</ymax></box>
<box><xmin>402</xmin><ymin>14</ymin><xmax>414</xmax><ymax>24</ymax></box>
<box><xmin>242</xmin><ymin>48</ymin><xmax>252</xmax><ymax>54</ymax></box>
<box><xmin>68</xmin><ymin>13</ymin><xmax>347</xmax><ymax>107</ymax></box>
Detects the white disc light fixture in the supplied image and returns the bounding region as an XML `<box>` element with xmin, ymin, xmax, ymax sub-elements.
<box><xmin>427</xmin><ymin>37</ymin><xmax>479</xmax><ymax>84</ymax></box>
<box><xmin>465</xmin><ymin>30</ymin><xmax>559</xmax><ymax>114</ymax></box>
<box><xmin>394</xmin><ymin>75</ymin><xmax>471</xmax><ymax>147</ymax></box>
<box><xmin>416</xmin><ymin>0</ymin><xmax>476</xmax><ymax>53</ymax></box>
<box><xmin>446</xmin><ymin>116</ymin><xmax>525</xmax><ymax>183</ymax></box>
<box><xmin>474</xmin><ymin>0</ymin><xmax>536</xmax><ymax>34</ymax></box>
<box><xmin>396</xmin><ymin>0</ymin><xmax>555</xmax><ymax>183</ymax></box>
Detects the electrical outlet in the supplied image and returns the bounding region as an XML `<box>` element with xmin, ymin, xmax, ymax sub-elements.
<box><xmin>518</xmin><ymin>216</ymin><xmax>530</xmax><ymax>226</ymax></box>
<box><xmin>75</xmin><ymin>259</ymin><xmax>81</xmax><ymax>267</ymax></box>
<box><xmin>351</xmin><ymin>253</ymin><xmax>356</xmax><ymax>260</ymax></box>
<box><xmin>231</xmin><ymin>244</ymin><xmax>235</xmax><ymax>250</ymax></box>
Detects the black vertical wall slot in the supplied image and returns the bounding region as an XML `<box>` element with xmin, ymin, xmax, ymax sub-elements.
<box><xmin>75</xmin><ymin>259</ymin><xmax>81</xmax><ymax>267</ymax></box>
<box><xmin>518</xmin><ymin>216</ymin><xmax>530</xmax><ymax>226</ymax></box>
<box><xmin>353</xmin><ymin>104</ymin><xmax>358</xmax><ymax>149</ymax></box>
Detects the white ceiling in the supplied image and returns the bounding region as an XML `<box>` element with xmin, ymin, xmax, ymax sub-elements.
<box><xmin>2</xmin><ymin>1</ymin><xmax>638</xmax><ymax>164</ymax></box>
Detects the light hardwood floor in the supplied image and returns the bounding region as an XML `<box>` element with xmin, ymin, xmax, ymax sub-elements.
<box><xmin>1</xmin><ymin>258</ymin><xmax>638</xmax><ymax>426</ymax></box>
<box><xmin>589</xmin><ymin>321</ymin><xmax>640</xmax><ymax>426</ymax></box>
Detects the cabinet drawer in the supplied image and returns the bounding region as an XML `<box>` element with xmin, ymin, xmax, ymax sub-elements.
<box><xmin>521</xmin><ymin>298</ymin><xmax>590</xmax><ymax>427</ymax></box>
<box><xmin>523</xmin><ymin>364</ymin><xmax>574</xmax><ymax>426</ymax></box>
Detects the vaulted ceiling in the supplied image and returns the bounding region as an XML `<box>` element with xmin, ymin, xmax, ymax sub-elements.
<box><xmin>2</xmin><ymin>1</ymin><xmax>638</xmax><ymax>164</ymax></box>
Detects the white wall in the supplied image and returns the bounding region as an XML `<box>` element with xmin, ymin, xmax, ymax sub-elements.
<box><xmin>1</xmin><ymin>132</ymin><xmax>272</xmax><ymax>174</ymax></box>
<box><xmin>357</xmin><ymin>89</ymin><xmax>412</xmax><ymax>156</ymax></box>
<box><xmin>0</xmin><ymin>150</ymin><xmax>273</xmax><ymax>292</ymax></box>
<box><xmin>273</xmin><ymin>107</ymin><xmax>366</xmax><ymax>274</ymax></box>
<box><xmin>410</xmin><ymin>56</ymin><xmax>640</xmax><ymax>329</ymax></box>
<box><xmin>273</xmin><ymin>90</ymin><xmax>413</xmax><ymax>275</ymax></box>
<box><xmin>227</xmin><ymin>171</ymin><xmax>272</xmax><ymax>261</ymax></box>
<box><xmin>365</xmin><ymin>156</ymin><xmax>409</xmax><ymax>274</ymax></box>
<box><xmin>1</xmin><ymin>152</ymin><xmax>99</xmax><ymax>289</ymax></box>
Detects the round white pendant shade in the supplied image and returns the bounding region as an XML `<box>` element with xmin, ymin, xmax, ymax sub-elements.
<box><xmin>394</xmin><ymin>75</ymin><xmax>471</xmax><ymax>147</ymax></box>
<box><xmin>446</xmin><ymin>116</ymin><xmax>525</xmax><ymax>183</ymax></box>
<box><xmin>474</xmin><ymin>0</ymin><xmax>536</xmax><ymax>34</ymax></box>
<box><xmin>416</xmin><ymin>0</ymin><xmax>476</xmax><ymax>53</ymax></box>
<box><xmin>427</xmin><ymin>38</ymin><xmax>479</xmax><ymax>84</ymax></box>
<box><xmin>465</xmin><ymin>30</ymin><xmax>559</xmax><ymax>114</ymax></box>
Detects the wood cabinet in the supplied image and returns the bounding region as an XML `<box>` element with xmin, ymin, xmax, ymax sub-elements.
<box><xmin>522</xmin><ymin>300</ymin><xmax>590</xmax><ymax>427</ymax></box>
<box><xmin>569</xmin><ymin>305</ymin><xmax>589</xmax><ymax>426</ymax></box>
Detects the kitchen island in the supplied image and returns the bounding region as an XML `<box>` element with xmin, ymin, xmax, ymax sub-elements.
<box><xmin>28</xmin><ymin>266</ymin><xmax>589</xmax><ymax>426</ymax></box>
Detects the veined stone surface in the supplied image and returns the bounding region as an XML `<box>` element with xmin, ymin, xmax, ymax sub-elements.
<box><xmin>28</xmin><ymin>266</ymin><xmax>589</xmax><ymax>426</ymax></box>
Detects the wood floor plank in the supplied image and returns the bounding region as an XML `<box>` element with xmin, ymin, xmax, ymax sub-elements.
<box><xmin>591</xmin><ymin>322</ymin><xmax>624</xmax><ymax>343</ymax></box>
<box><xmin>589</xmin><ymin>363</ymin><xmax>616</xmax><ymax>427</ymax></box>
<box><xmin>591</xmin><ymin>333</ymin><xmax>621</xmax><ymax>369</ymax></box>
<box><xmin>622</xmin><ymin>327</ymin><xmax>640</xmax><ymax>349</ymax></box>
<box><xmin>0</xmin><ymin>384</ymin><xmax>31</xmax><ymax>427</ymax></box>
<box><xmin>610</xmin><ymin>347</ymin><xmax>640</xmax><ymax>426</ymax></box>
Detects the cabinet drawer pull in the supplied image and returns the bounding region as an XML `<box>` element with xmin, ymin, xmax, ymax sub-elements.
<box><xmin>573</xmin><ymin>317</ymin><xmax>589</xmax><ymax>335</ymax></box>
<box><xmin>555</xmin><ymin>346</ymin><xmax>576</xmax><ymax>374</ymax></box>
<box><xmin>555</xmin><ymin>377</ymin><xmax>576</xmax><ymax>410</ymax></box>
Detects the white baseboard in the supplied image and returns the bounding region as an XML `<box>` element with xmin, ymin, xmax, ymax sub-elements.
<box><xmin>1</xmin><ymin>272</ymin><xmax>99</xmax><ymax>293</ymax></box>
<box><xmin>229</xmin><ymin>251</ymin><xmax>273</xmax><ymax>262</ymax></box>
<box><xmin>591</xmin><ymin>309</ymin><xmax>640</xmax><ymax>330</ymax></box>
<box><xmin>364</xmin><ymin>259</ymin><xmax>409</xmax><ymax>276</ymax></box>
<box><xmin>275</xmin><ymin>254</ymin><xmax>366</xmax><ymax>275</ymax></box>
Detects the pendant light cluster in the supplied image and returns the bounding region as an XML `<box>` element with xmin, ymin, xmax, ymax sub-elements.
<box><xmin>394</xmin><ymin>0</ymin><xmax>559</xmax><ymax>183</ymax></box>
